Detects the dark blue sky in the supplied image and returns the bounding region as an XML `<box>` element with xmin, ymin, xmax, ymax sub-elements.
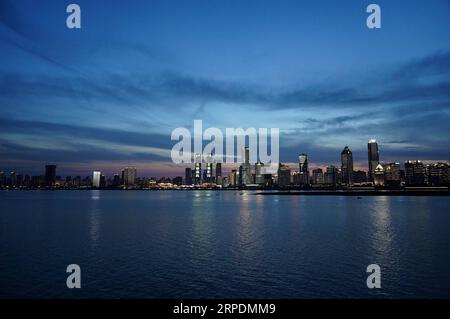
<box><xmin>0</xmin><ymin>0</ymin><xmax>449</xmax><ymax>176</ymax></box>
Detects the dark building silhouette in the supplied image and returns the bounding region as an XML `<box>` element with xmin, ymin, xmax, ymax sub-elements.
<box><xmin>427</xmin><ymin>162</ymin><xmax>449</xmax><ymax>186</ymax></box>
<box><xmin>44</xmin><ymin>165</ymin><xmax>56</xmax><ymax>187</ymax></box>
<box><xmin>353</xmin><ymin>170</ymin><xmax>367</xmax><ymax>184</ymax></box>
<box><xmin>173</xmin><ymin>176</ymin><xmax>183</xmax><ymax>185</ymax></box>
<box><xmin>216</xmin><ymin>163</ymin><xmax>222</xmax><ymax>179</ymax></box>
<box><xmin>185</xmin><ymin>168</ymin><xmax>193</xmax><ymax>185</ymax></box>
<box><xmin>277</xmin><ymin>163</ymin><xmax>291</xmax><ymax>187</ymax></box>
<box><xmin>341</xmin><ymin>146</ymin><xmax>354</xmax><ymax>185</ymax></box>
<box><xmin>368</xmin><ymin>140</ymin><xmax>379</xmax><ymax>182</ymax></box>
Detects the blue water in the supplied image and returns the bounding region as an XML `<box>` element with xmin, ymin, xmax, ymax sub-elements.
<box><xmin>0</xmin><ymin>190</ymin><xmax>449</xmax><ymax>298</ymax></box>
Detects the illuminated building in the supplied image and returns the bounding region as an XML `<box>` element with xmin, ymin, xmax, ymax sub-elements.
<box><xmin>374</xmin><ymin>164</ymin><xmax>385</xmax><ymax>186</ymax></box>
<box><xmin>255</xmin><ymin>161</ymin><xmax>265</xmax><ymax>185</ymax></box>
<box><xmin>427</xmin><ymin>162</ymin><xmax>449</xmax><ymax>186</ymax></box>
<box><xmin>205</xmin><ymin>153</ymin><xmax>213</xmax><ymax>183</ymax></box>
<box><xmin>215</xmin><ymin>163</ymin><xmax>222</xmax><ymax>185</ymax></box>
<box><xmin>405</xmin><ymin>160</ymin><xmax>426</xmax><ymax>185</ymax></box>
<box><xmin>194</xmin><ymin>153</ymin><xmax>202</xmax><ymax>185</ymax></box>
<box><xmin>341</xmin><ymin>146</ymin><xmax>354</xmax><ymax>185</ymax></box>
<box><xmin>92</xmin><ymin>171</ymin><xmax>101</xmax><ymax>188</ymax></box>
<box><xmin>383</xmin><ymin>163</ymin><xmax>400</xmax><ymax>186</ymax></box>
<box><xmin>298</xmin><ymin>153</ymin><xmax>309</xmax><ymax>185</ymax></box>
<box><xmin>241</xmin><ymin>146</ymin><xmax>252</xmax><ymax>185</ymax></box>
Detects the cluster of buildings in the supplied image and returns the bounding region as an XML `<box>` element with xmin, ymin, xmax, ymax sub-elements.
<box><xmin>1</xmin><ymin>140</ymin><xmax>449</xmax><ymax>189</ymax></box>
<box><xmin>0</xmin><ymin>166</ymin><xmax>182</xmax><ymax>190</ymax></box>
<box><xmin>182</xmin><ymin>140</ymin><xmax>449</xmax><ymax>188</ymax></box>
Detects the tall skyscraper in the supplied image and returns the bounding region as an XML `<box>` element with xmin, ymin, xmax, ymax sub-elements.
<box><xmin>112</xmin><ymin>174</ymin><xmax>121</xmax><ymax>187</ymax></box>
<box><xmin>298</xmin><ymin>153</ymin><xmax>309</xmax><ymax>184</ymax></box>
<box><xmin>215</xmin><ymin>163</ymin><xmax>222</xmax><ymax>185</ymax></box>
<box><xmin>341</xmin><ymin>146</ymin><xmax>354</xmax><ymax>185</ymax></box>
<box><xmin>205</xmin><ymin>153</ymin><xmax>213</xmax><ymax>183</ymax></box>
<box><xmin>100</xmin><ymin>174</ymin><xmax>106</xmax><ymax>188</ymax></box>
<box><xmin>230</xmin><ymin>170</ymin><xmax>238</xmax><ymax>186</ymax></box>
<box><xmin>0</xmin><ymin>171</ymin><xmax>5</xmax><ymax>186</ymax></box>
<box><xmin>215</xmin><ymin>163</ymin><xmax>222</xmax><ymax>178</ymax></box>
<box><xmin>194</xmin><ymin>153</ymin><xmax>202</xmax><ymax>184</ymax></box>
<box><xmin>92</xmin><ymin>171</ymin><xmax>101</xmax><ymax>188</ymax></box>
<box><xmin>44</xmin><ymin>165</ymin><xmax>56</xmax><ymax>187</ymax></box>
<box><xmin>368</xmin><ymin>139</ymin><xmax>379</xmax><ymax>182</ymax></box>
<box><xmin>10</xmin><ymin>171</ymin><xmax>17</xmax><ymax>187</ymax></box>
<box><xmin>255</xmin><ymin>160</ymin><xmax>265</xmax><ymax>184</ymax></box>
<box><xmin>241</xmin><ymin>146</ymin><xmax>252</xmax><ymax>185</ymax></box>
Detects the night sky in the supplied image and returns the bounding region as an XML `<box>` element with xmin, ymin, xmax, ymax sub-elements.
<box><xmin>0</xmin><ymin>0</ymin><xmax>449</xmax><ymax>177</ymax></box>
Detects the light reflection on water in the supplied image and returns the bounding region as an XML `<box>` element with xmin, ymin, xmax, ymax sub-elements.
<box><xmin>0</xmin><ymin>190</ymin><xmax>449</xmax><ymax>298</ymax></box>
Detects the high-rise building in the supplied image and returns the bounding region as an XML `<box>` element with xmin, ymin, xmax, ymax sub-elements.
<box><xmin>0</xmin><ymin>171</ymin><xmax>5</xmax><ymax>186</ymax></box>
<box><xmin>277</xmin><ymin>163</ymin><xmax>291</xmax><ymax>187</ymax></box>
<box><xmin>255</xmin><ymin>161</ymin><xmax>265</xmax><ymax>184</ymax></box>
<box><xmin>100</xmin><ymin>174</ymin><xmax>106</xmax><ymax>188</ymax></box>
<box><xmin>230</xmin><ymin>170</ymin><xmax>238</xmax><ymax>186</ymax></box>
<box><xmin>221</xmin><ymin>176</ymin><xmax>229</xmax><ymax>187</ymax></box>
<box><xmin>341</xmin><ymin>146</ymin><xmax>354</xmax><ymax>185</ymax></box>
<box><xmin>31</xmin><ymin>175</ymin><xmax>42</xmax><ymax>188</ymax></box>
<box><xmin>194</xmin><ymin>153</ymin><xmax>202</xmax><ymax>184</ymax></box>
<box><xmin>123</xmin><ymin>167</ymin><xmax>137</xmax><ymax>186</ymax></box>
<box><xmin>216</xmin><ymin>163</ymin><xmax>222</xmax><ymax>178</ymax></box>
<box><xmin>112</xmin><ymin>174</ymin><xmax>121</xmax><ymax>187</ymax></box>
<box><xmin>427</xmin><ymin>162</ymin><xmax>449</xmax><ymax>186</ymax></box>
<box><xmin>368</xmin><ymin>140</ymin><xmax>379</xmax><ymax>182</ymax></box>
<box><xmin>298</xmin><ymin>153</ymin><xmax>309</xmax><ymax>185</ymax></box>
<box><xmin>92</xmin><ymin>171</ymin><xmax>101</xmax><ymax>188</ymax></box>
<box><xmin>241</xmin><ymin>146</ymin><xmax>252</xmax><ymax>185</ymax></box>
<box><xmin>185</xmin><ymin>168</ymin><xmax>193</xmax><ymax>185</ymax></box>
<box><xmin>73</xmin><ymin>176</ymin><xmax>81</xmax><ymax>187</ymax></box>
<box><xmin>215</xmin><ymin>163</ymin><xmax>222</xmax><ymax>185</ymax></box>
<box><xmin>10</xmin><ymin>171</ymin><xmax>17</xmax><ymax>187</ymax></box>
<box><xmin>205</xmin><ymin>153</ymin><xmax>213</xmax><ymax>183</ymax></box>
<box><xmin>405</xmin><ymin>160</ymin><xmax>426</xmax><ymax>185</ymax></box>
<box><xmin>44</xmin><ymin>165</ymin><xmax>56</xmax><ymax>187</ymax></box>
<box><xmin>312</xmin><ymin>168</ymin><xmax>324</xmax><ymax>184</ymax></box>
<box><xmin>384</xmin><ymin>163</ymin><xmax>401</xmax><ymax>187</ymax></box>
<box><xmin>325</xmin><ymin>165</ymin><xmax>338</xmax><ymax>186</ymax></box>
<box><xmin>374</xmin><ymin>164</ymin><xmax>385</xmax><ymax>186</ymax></box>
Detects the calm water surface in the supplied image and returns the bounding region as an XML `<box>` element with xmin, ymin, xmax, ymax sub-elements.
<box><xmin>0</xmin><ymin>190</ymin><xmax>449</xmax><ymax>298</ymax></box>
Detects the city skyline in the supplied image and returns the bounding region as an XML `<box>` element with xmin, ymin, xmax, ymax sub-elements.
<box><xmin>1</xmin><ymin>1</ymin><xmax>450</xmax><ymax>176</ymax></box>
<box><xmin>1</xmin><ymin>139</ymin><xmax>448</xmax><ymax>188</ymax></box>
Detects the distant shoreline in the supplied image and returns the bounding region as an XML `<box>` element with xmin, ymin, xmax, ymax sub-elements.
<box><xmin>1</xmin><ymin>188</ymin><xmax>449</xmax><ymax>196</ymax></box>
<box><xmin>255</xmin><ymin>190</ymin><xmax>450</xmax><ymax>196</ymax></box>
